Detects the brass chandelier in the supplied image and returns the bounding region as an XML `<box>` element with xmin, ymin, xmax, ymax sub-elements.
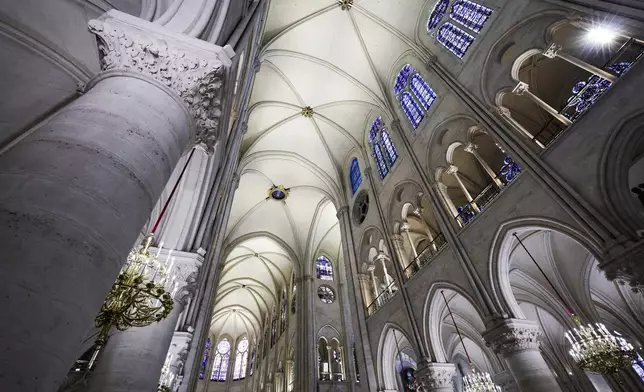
<box><xmin>463</xmin><ymin>369</ymin><xmax>501</xmax><ymax>392</ymax></box>
<box><xmin>565</xmin><ymin>322</ymin><xmax>636</xmax><ymax>375</ymax></box>
<box><xmin>513</xmin><ymin>233</ymin><xmax>636</xmax><ymax>375</ymax></box>
<box><xmin>94</xmin><ymin>234</ymin><xmax>175</xmax><ymax>343</ymax></box>
<box><xmin>441</xmin><ymin>291</ymin><xmax>502</xmax><ymax>392</ymax></box>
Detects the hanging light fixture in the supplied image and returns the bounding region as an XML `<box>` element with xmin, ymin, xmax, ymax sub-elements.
<box><xmin>512</xmin><ymin>233</ymin><xmax>636</xmax><ymax>375</ymax></box>
<box><xmin>440</xmin><ymin>291</ymin><xmax>502</xmax><ymax>392</ymax></box>
<box><xmin>88</xmin><ymin>148</ymin><xmax>198</xmax><ymax>367</ymax></box>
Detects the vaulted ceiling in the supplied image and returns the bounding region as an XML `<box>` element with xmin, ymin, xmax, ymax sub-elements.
<box><xmin>212</xmin><ymin>0</ymin><xmax>430</xmax><ymax>340</ymax></box>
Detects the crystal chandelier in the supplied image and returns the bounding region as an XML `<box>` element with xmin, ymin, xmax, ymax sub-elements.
<box><xmin>464</xmin><ymin>369</ymin><xmax>502</xmax><ymax>392</ymax></box>
<box><xmin>440</xmin><ymin>291</ymin><xmax>503</xmax><ymax>392</ymax></box>
<box><xmin>513</xmin><ymin>233</ymin><xmax>637</xmax><ymax>375</ymax></box>
<box><xmin>565</xmin><ymin>321</ymin><xmax>636</xmax><ymax>375</ymax></box>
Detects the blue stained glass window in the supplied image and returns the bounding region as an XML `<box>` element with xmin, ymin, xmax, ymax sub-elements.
<box><xmin>437</xmin><ymin>23</ymin><xmax>474</xmax><ymax>58</ymax></box>
<box><xmin>372</xmin><ymin>142</ymin><xmax>389</xmax><ymax>179</ymax></box>
<box><xmin>427</xmin><ymin>0</ymin><xmax>450</xmax><ymax>32</ymax></box>
<box><xmin>316</xmin><ymin>256</ymin><xmax>334</xmax><ymax>280</ymax></box>
<box><xmin>393</xmin><ymin>64</ymin><xmax>414</xmax><ymax>95</ymax></box>
<box><xmin>400</xmin><ymin>92</ymin><xmax>424</xmax><ymax>129</ymax></box>
<box><xmin>450</xmin><ymin>0</ymin><xmax>492</xmax><ymax>33</ymax></box>
<box><xmin>381</xmin><ymin>129</ymin><xmax>398</xmax><ymax>166</ymax></box>
<box><xmin>349</xmin><ymin>158</ymin><xmax>362</xmax><ymax>194</ymax></box>
<box><xmin>280</xmin><ymin>288</ymin><xmax>287</xmax><ymax>334</ymax></box>
<box><xmin>410</xmin><ymin>74</ymin><xmax>437</xmax><ymax>110</ymax></box>
<box><xmin>199</xmin><ymin>338</ymin><xmax>211</xmax><ymax>380</ymax></box>
<box><xmin>270</xmin><ymin>309</ymin><xmax>277</xmax><ymax>347</ymax></box>
<box><xmin>632</xmin><ymin>354</ymin><xmax>644</xmax><ymax>383</ymax></box>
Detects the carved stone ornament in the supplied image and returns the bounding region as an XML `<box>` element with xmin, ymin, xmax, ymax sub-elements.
<box><xmin>151</xmin><ymin>247</ymin><xmax>204</xmax><ymax>306</ymax></box>
<box><xmin>601</xmin><ymin>240</ymin><xmax>644</xmax><ymax>292</ymax></box>
<box><xmin>483</xmin><ymin>319</ymin><xmax>542</xmax><ymax>355</ymax></box>
<box><xmin>88</xmin><ymin>10</ymin><xmax>234</xmax><ymax>152</ymax></box>
<box><xmin>414</xmin><ymin>362</ymin><xmax>455</xmax><ymax>390</ymax></box>
<box><xmin>512</xmin><ymin>81</ymin><xmax>529</xmax><ymax>96</ymax></box>
<box><xmin>543</xmin><ymin>43</ymin><xmax>562</xmax><ymax>59</ymax></box>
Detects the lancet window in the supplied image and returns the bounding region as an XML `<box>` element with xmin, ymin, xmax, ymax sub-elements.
<box><xmin>316</xmin><ymin>256</ymin><xmax>334</xmax><ymax>280</ymax></box>
<box><xmin>369</xmin><ymin>117</ymin><xmax>400</xmax><ymax>179</ymax></box>
<box><xmin>393</xmin><ymin>65</ymin><xmax>437</xmax><ymax>129</ymax></box>
<box><xmin>280</xmin><ymin>287</ymin><xmax>287</xmax><ymax>334</ymax></box>
<box><xmin>427</xmin><ymin>0</ymin><xmax>492</xmax><ymax>58</ymax></box>
<box><xmin>199</xmin><ymin>338</ymin><xmax>211</xmax><ymax>380</ymax></box>
<box><xmin>210</xmin><ymin>338</ymin><xmax>231</xmax><ymax>381</ymax></box>
<box><xmin>232</xmin><ymin>337</ymin><xmax>249</xmax><ymax>380</ymax></box>
<box><xmin>349</xmin><ymin>158</ymin><xmax>362</xmax><ymax>194</ymax></box>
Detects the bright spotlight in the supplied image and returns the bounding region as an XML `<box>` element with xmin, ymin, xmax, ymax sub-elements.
<box><xmin>585</xmin><ymin>26</ymin><xmax>617</xmax><ymax>45</ymax></box>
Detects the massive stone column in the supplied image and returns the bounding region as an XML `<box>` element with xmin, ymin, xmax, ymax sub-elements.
<box><xmin>414</xmin><ymin>362</ymin><xmax>456</xmax><ymax>392</ymax></box>
<box><xmin>483</xmin><ymin>319</ymin><xmax>562</xmax><ymax>392</ymax></box>
<box><xmin>88</xmin><ymin>250</ymin><xmax>202</xmax><ymax>392</ymax></box>
<box><xmin>0</xmin><ymin>10</ymin><xmax>231</xmax><ymax>391</ymax></box>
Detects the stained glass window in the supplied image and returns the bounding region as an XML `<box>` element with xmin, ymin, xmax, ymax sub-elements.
<box><xmin>318</xmin><ymin>285</ymin><xmax>336</xmax><ymax>304</ymax></box>
<box><xmin>427</xmin><ymin>0</ymin><xmax>450</xmax><ymax>32</ymax></box>
<box><xmin>280</xmin><ymin>288</ymin><xmax>287</xmax><ymax>334</ymax></box>
<box><xmin>632</xmin><ymin>354</ymin><xmax>644</xmax><ymax>383</ymax></box>
<box><xmin>381</xmin><ymin>129</ymin><xmax>398</xmax><ymax>166</ymax></box>
<box><xmin>428</xmin><ymin>0</ymin><xmax>492</xmax><ymax>59</ymax></box>
<box><xmin>393</xmin><ymin>64</ymin><xmax>413</xmax><ymax>95</ymax></box>
<box><xmin>249</xmin><ymin>347</ymin><xmax>256</xmax><ymax>376</ymax></box>
<box><xmin>393</xmin><ymin>66</ymin><xmax>437</xmax><ymax>129</ymax></box>
<box><xmin>271</xmin><ymin>309</ymin><xmax>277</xmax><ymax>347</ymax></box>
<box><xmin>349</xmin><ymin>158</ymin><xmax>362</xmax><ymax>195</ymax></box>
<box><xmin>450</xmin><ymin>0</ymin><xmax>492</xmax><ymax>33</ymax></box>
<box><xmin>199</xmin><ymin>338</ymin><xmax>211</xmax><ymax>380</ymax></box>
<box><xmin>211</xmin><ymin>338</ymin><xmax>231</xmax><ymax>381</ymax></box>
<box><xmin>368</xmin><ymin>116</ymin><xmax>400</xmax><ymax>179</ymax></box>
<box><xmin>232</xmin><ymin>337</ymin><xmax>249</xmax><ymax>380</ymax></box>
<box><xmin>400</xmin><ymin>92</ymin><xmax>424</xmax><ymax>129</ymax></box>
<box><xmin>316</xmin><ymin>256</ymin><xmax>334</xmax><ymax>280</ymax></box>
<box><xmin>437</xmin><ymin>23</ymin><xmax>474</xmax><ymax>59</ymax></box>
<box><xmin>410</xmin><ymin>74</ymin><xmax>437</xmax><ymax>111</ymax></box>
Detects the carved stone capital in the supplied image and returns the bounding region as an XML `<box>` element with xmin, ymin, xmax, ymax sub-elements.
<box><xmin>152</xmin><ymin>248</ymin><xmax>204</xmax><ymax>306</ymax></box>
<box><xmin>543</xmin><ymin>43</ymin><xmax>562</xmax><ymax>59</ymax></box>
<box><xmin>88</xmin><ymin>10</ymin><xmax>234</xmax><ymax>152</ymax></box>
<box><xmin>390</xmin><ymin>118</ymin><xmax>402</xmax><ymax>131</ymax></box>
<box><xmin>414</xmin><ymin>362</ymin><xmax>455</xmax><ymax>391</ymax></box>
<box><xmin>483</xmin><ymin>319</ymin><xmax>541</xmax><ymax>355</ymax></box>
<box><xmin>463</xmin><ymin>143</ymin><xmax>478</xmax><ymax>153</ymax></box>
<box><xmin>493</xmin><ymin>105</ymin><xmax>512</xmax><ymax>117</ymax></box>
<box><xmin>390</xmin><ymin>234</ymin><xmax>405</xmax><ymax>246</ymax></box>
<box><xmin>168</xmin><ymin>331</ymin><xmax>193</xmax><ymax>366</ymax></box>
<box><xmin>600</xmin><ymin>240</ymin><xmax>644</xmax><ymax>292</ymax></box>
<box><xmin>512</xmin><ymin>82</ymin><xmax>529</xmax><ymax>96</ymax></box>
<box><xmin>446</xmin><ymin>165</ymin><xmax>459</xmax><ymax>175</ymax></box>
<box><xmin>336</xmin><ymin>205</ymin><xmax>350</xmax><ymax>218</ymax></box>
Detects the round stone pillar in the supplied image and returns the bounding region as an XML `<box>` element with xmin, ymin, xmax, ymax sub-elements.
<box><xmin>0</xmin><ymin>10</ymin><xmax>231</xmax><ymax>391</ymax></box>
<box><xmin>90</xmin><ymin>300</ymin><xmax>185</xmax><ymax>392</ymax></box>
<box><xmin>483</xmin><ymin>319</ymin><xmax>562</xmax><ymax>392</ymax></box>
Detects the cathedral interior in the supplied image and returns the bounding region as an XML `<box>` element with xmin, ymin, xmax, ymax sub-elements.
<box><xmin>1</xmin><ymin>0</ymin><xmax>644</xmax><ymax>391</ymax></box>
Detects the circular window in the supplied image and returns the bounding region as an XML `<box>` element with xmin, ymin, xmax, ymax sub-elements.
<box><xmin>317</xmin><ymin>285</ymin><xmax>336</xmax><ymax>304</ymax></box>
<box><xmin>352</xmin><ymin>191</ymin><xmax>369</xmax><ymax>224</ymax></box>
